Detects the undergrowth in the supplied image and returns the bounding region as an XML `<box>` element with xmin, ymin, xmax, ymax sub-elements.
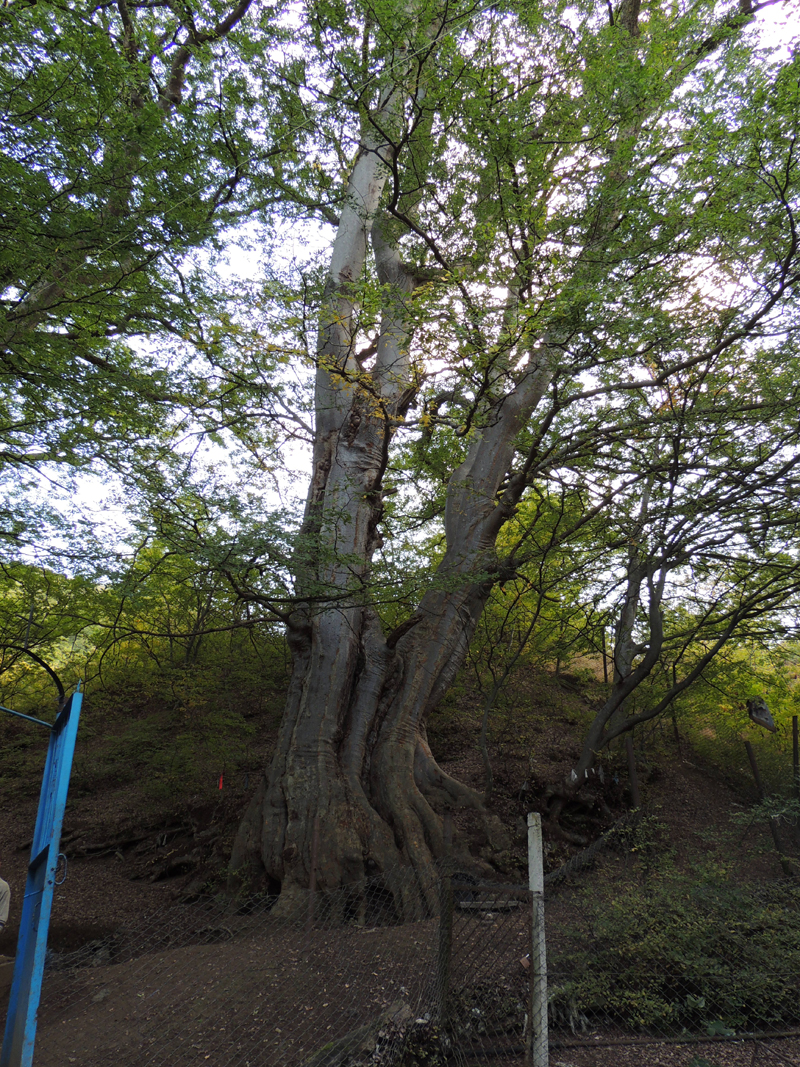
<box><xmin>550</xmin><ymin>862</ymin><xmax>800</xmax><ymax>1034</ymax></box>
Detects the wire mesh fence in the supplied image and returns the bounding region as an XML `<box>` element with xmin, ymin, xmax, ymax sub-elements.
<box><xmin>546</xmin><ymin>875</ymin><xmax>800</xmax><ymax>1039</ymax></box>
<box><xmin>8</xmin><ymin>859</ymin><xmax>800</xmax><ymax>1066</ymax></box>
<box><xmin>25</xmin><ymin>865</ymin><xmax>534</xmax><ymax>1067</ymax></box>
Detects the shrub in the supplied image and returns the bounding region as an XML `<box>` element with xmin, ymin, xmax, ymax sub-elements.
<box><xmin>550</xmin><ymin>867</ymin><xmax>800</xmax><ymax>1033</ymax></box>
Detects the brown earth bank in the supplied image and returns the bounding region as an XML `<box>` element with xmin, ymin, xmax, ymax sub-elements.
<box><xmin>1</xmin><ymin>666</ymin><xmax>798</xmax><ymax>1066</ymax></box>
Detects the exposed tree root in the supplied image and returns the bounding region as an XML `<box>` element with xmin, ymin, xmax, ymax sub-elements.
<box><xmin>544</xmin><ymin>811</ymin><xmax>640</xmax><ymax>888</ymax></box>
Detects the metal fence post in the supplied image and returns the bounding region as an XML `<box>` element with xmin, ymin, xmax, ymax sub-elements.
<box><xmin>527</xmin><ymin>812</ymin><xmax>548</xmax><ymax>1067</ymax></box>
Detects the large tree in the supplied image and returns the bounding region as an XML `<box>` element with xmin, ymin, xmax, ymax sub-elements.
<box><xmin>228</xmin><ymin>0</ymin><xmax>800</xmax><ymax>912</ymax></box>
<box><xmin>4</xmin><ymin>0</ymin><xmax>798</xmax><ymax>915</ymax></box>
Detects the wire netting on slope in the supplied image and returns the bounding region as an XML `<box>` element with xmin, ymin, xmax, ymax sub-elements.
<box><xmin>17</xmin><ymin>860</ymin><xmax>800</xmax><ymax>1067</ymax></box>
<box><xmin>29</xmin><ymin>866</ymin><xmax>533</xmax><ymax>1067</ymax></box>
<box><xmin>630</xmin><ymin>680</ymin><xmax>800</xmax><ymax>800</ymax></box>
<box><xmin>546</xmin><ymin>873</ymin><xmax>800</xmax><ymax>1044</ymax></box>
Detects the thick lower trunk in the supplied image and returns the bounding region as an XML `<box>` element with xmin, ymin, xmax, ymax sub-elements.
<box><xmin>230</xmin><ymin>600</ymin><xmax>487</xmax><ymax>917</ymax></box>
<box><xmin>231</xmin><ymin>290</ymin><xmax>556</xmax><ymax>915</ymax></box>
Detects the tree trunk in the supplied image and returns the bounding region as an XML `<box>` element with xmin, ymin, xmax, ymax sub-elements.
<box><xmin>230</xmin><ymin>308</ymin><xmax>552</xmax><ymax>914</ymax></box>
<box><xmin>230</xmin><ymin>207</ymin><xmax>554</xmax><ymax>915</ymax></box>
<box><xmin>231</xmin><ymin>31</ymin><xmax>633</xmax><ymax>912</ymax></box>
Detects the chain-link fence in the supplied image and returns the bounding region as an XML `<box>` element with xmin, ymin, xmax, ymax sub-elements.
<box><xmin>23</xmin><ymin>866</ymin><xmax>534</xmax><ymax>1067</ymax></box>
<box><xmin>7</xmin><ymin>859</ymin><xmax>800</xmax><ymax>1066</ymax></box>
<box><xmin>547</xmin><ymin>875</ymin><xmax>800</xmax><ymax>1036</ymax></box>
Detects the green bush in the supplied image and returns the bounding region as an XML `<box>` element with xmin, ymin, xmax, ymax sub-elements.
<box><xmin>550</xmin><ymin>867</ymin><xmax>800</xmax><ymax>1033</ymax></box>
<box><xmin>671</xmin><ymin>643</ymin><xmax>800</xmax><ymax>797</ymax></box>
<box><xmin>0</xmin><ymin>555</ymin><xmax>290</xmax><ymax>803</ymax></box>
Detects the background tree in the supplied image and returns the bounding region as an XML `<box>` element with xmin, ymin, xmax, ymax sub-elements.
<box><xmin>0</xmin><ymin>0</ymin><xmax>309</xmax><ymax>560</ymax></box>
<box><xmin>556</xmin><ymin>351</ymin><xmax>800</xmax><ymax>800</ymax></box>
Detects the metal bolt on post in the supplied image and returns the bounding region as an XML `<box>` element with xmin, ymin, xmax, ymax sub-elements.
<box><xmin>527</xmin><ymin>812</ymin><xmax>548</xmax><ymax>1067</ymax></box>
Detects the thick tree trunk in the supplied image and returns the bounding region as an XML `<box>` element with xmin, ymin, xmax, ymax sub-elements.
<box><xmin>229</xmin><ymin>0</ymin><xmax>560</xmax><ymax>912</ymax></box>
<box><xmin>230</xmin><ymin>513</ymin><xmax>540</xmax><ymax>916</ymax></box>
<box><xmin>232</xmin><ymin>105</ymin><xmax>623</xmax><ymax>916</ymax></box>
<box><xmin>230</xmin><ymin>274</ymin><xmax>552</xmax><ymax>914</ymax></box>
<box><xmin>230</xmin><ymin>215</ymin><xmax>554</xmax><ymax>914</ymax></box>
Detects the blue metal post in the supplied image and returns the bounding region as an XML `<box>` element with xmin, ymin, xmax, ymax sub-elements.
<box><xmin>1</xmin><ymin>686</ymin><xmax>82</xmax><ymax>1067</ymax></box>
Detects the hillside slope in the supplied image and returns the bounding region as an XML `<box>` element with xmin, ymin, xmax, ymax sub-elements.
<box><xmin>0</xmin><ymin>666</ymin><xmax>786</xmax><ymax>953</ymax></box>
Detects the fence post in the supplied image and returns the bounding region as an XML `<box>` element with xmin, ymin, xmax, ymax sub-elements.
<box><xmin>793</xmin><ymin>717</ymin><xmax>800</xmax><ymax>851</ymax></box>
<box><xmin>437</xmin><ymin>810</ymin><xmax>454</xmax><ymax>1025</ymax></box>
<box><xmin>625</xmin><ymin>735</ymin><xmax>641</xmax><ymax>809</ymax></box>
<box><xmin>527</xmin><ymin>812</ymin><xmax>548</xmax><ymax>1067</ymax></box>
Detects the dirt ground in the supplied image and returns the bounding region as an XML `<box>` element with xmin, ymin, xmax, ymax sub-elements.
<box><xmin>7</xmin><ymin>898</ymin><xmax>800</xmax><ymax>1067</ymax></box>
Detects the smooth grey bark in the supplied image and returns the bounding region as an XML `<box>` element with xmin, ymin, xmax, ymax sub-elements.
<box><xmin>231</xmin><ymin>43</ymin><xmax>651</xmax><ymax>911</ymax></box>
<box><xmin>231</xmin><ymin>188</ymin><xmax>558</xmax><ymax>912</ymax></box>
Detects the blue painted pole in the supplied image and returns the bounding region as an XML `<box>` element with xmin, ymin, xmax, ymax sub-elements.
<box><xmin>1</xmin><ymin>686</ymin><xmax>82</xmax><ymax>1067</ymax></box>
